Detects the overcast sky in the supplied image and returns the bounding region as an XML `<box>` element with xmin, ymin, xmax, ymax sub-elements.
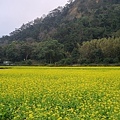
<box><xmin>0</xmin><ymin>0</ymin><xmax>68</xmax><ymax>37</ymax></box>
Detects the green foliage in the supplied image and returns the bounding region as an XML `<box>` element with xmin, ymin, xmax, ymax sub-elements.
<box><xmin>0</xmin><ymin>37</ymin><xmax>120</xmax><ymax>65</ymax></box>
<box><xmin>79</xmin><ymin>37</ymin><xmax>120</xmax><ymax>64</ymax></box>
<box><xmin>33</xmin><ymin>40</ymin><xmax>65</xmax><ymax>64</ymax></box>
<box><xmin>0</xmin><ymin>0</ymin><xmax>120</xmax><ymax>65</ymax></box>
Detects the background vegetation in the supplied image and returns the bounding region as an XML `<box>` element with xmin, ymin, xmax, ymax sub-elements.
<box><xmin>0</xmin><ymin>0</ymin><xmax>120</xmax><ymax>65</ymax></box>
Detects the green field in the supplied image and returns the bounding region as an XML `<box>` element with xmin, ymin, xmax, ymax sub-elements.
<box><xmin>0</xmin><ymin>67</ymin><xmax>120</xmax><ymax>120</ymax></box>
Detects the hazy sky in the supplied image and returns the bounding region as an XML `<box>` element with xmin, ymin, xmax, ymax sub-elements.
<box><xmin>0</xmin><ymin>0</ymin><xmax>68</xmax><ymax>37</ymax></box>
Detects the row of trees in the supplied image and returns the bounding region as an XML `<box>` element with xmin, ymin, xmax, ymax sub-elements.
<box><xmin>0</xmin><ymin>37</ymin><xmax>120</xmax><ymax>65</ymax></box>
<box><xmin>79</xmin><ymin>37</ymin><xmax>120</xmax><ymax>64</ymax></box>
<box><xmin>0</xmin><ymin>40</ymin><xmax>65</xmax><ymax>65</ymax></box>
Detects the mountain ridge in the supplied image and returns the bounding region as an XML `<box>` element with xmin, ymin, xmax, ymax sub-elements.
<box><xmin>0</xmin><ymin>0</ymin><xmax>120</xmax><ymax>42</ymax></box>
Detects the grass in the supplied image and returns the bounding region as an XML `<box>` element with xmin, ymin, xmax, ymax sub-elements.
<box><xmin>0</xmin><ymin>67</ymin><xmax>120</xmax><ymax>120</ymax></box>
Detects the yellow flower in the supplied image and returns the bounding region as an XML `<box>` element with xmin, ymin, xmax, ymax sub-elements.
<box><xmin>29</xmin><ymin>113</ymin><xmax>34</xmax><ymax>119</ymax></box>
<box><xmin>57</xmin><ymin>117</ymin><xmax>62</xmax><ymax>120</ymax></box>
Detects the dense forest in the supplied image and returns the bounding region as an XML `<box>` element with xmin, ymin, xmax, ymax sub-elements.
<box><xmin>0</xmin><ymin>0</ymin><xmax>120</xmax><ymax>65</ymax></box>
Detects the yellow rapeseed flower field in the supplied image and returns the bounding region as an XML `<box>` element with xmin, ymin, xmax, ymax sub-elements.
<box><xmin>0</xmin><ymin>67</ymin><xmax>120</xmax><ymax>120</ymax></box>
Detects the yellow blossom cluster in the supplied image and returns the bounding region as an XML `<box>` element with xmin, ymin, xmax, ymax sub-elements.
<box><xmin>0</xmin><ymin>67</ymin><xmax>120</xmax><ymax>119</ymax></box>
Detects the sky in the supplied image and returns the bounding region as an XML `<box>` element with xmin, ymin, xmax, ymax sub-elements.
<box><xmin>0</xmin><ymin>0</ymin><xmax>68</xmax><ymax>37</ymax></box>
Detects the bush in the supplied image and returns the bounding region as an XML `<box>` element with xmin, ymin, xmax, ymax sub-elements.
<box><xmin>103</xmin><ymin>58</ymin><xmax>113</xmax><ymax>64</ymax></box>
<box><xmin>26</xmin><ymin>60</ymin><xmax>32</xmax><ymax>65</ymax></box>
<box><xmin>57</xmin><ymin>58</ymin><xmax>72</xmax><ymax>65</ymax></box>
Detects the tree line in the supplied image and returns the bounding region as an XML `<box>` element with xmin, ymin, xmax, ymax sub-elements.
<box><xmin>0</xmin><ymin>37</ymin><xmax>119</xmax><ymax>65</ymax></box>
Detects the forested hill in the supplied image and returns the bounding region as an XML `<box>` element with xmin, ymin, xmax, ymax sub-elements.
<box><xmin>0</xmin><ymin>0</ymin><xmax>120</xmax><ymax>65</ymax></box>
<box><xmin>1</xmin><ymin>0</ymin><xmax>120</xmax><ymax>42</ymax></box>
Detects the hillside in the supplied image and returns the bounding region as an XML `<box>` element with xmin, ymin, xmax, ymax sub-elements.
<box><xmin>0</xmin><ymin>0</ymin><xmax>120</xmax><ymax>65</ymax></box>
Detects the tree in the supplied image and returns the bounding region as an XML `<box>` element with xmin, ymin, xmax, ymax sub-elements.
<box><xmin>20</xmin><ymin>42</ymin><xmax>33</xmax><ymax>61</ymax></box>
<box><xmin>71</xmin><ymin>48</ymin><xmax>80</xmax><ymax>64</ymax></box>
<box><xmin>4</xmin><ymin>42</ymin><xmax>21</xmax><ymax>62</ymax></box>
<box><xmin>79</xmin><ymin>37</ymin><xmax>120</xmax><ymax>64</ymax></box>
<box><xmin>36</xmin><ymin>40</ymin><xmax>65</xmax><ymax>64</ymax></box>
